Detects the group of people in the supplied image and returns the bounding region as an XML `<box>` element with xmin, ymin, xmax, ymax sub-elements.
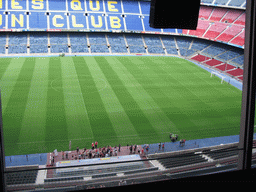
<box><xmin>60</xmin><ymin>141</ymin><xmax>146</xmax><ymax>161</ymax></box>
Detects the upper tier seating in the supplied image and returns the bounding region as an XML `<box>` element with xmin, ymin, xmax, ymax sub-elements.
<box><xmin>201</xmin><ymin>0</ymin><xmax>246</xmax><ymax>8</ymax></box>
<box><xmin>184</xmin><ymin>5</ymin><xmax>245</xmax><ymax>47</ymax></box>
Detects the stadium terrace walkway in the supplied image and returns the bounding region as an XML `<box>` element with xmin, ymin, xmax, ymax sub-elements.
<box><xmin>5</xmin><ymin>133</ymin><xmax>256</xmax><ymax>168</ymax></box>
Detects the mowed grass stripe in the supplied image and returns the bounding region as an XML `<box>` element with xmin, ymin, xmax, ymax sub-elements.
<box><xmin>72</xmin><ymin>57</ymin><xmax>117</xmax><ymax>143</ymax></box>
<box><xmin>1</xmin><ymin>58</ymin><xmax>26</xmax><ymax>114</ymax></box>
<box><xmin>17</xmin><ymin>58</ymin><xmax>49</xmax><ymax>155</ymax></box>
<box><xmin>120</xmin><ymin>57</ymin><xmax>204</xmax><ymax>136</ymax></box>
<box><xmin>45</xmin><ymin>57</ymin><xmax>68</xmax><ymax>152</ymax></box>
<box><xmin>84</xmin><ymin>57</ymin><xmax>139</xmax><ymax>145</ymax></box>
<box><xmin>94</xmin><ymin>57</ymin><xmax>159</xmax><ymax>142</ymax></box>
<box><xmin>104</xmin><ymin>57</ymin><xmax>179</xmax><ymax>138</ymax></box>
<box><xmin>132</xmin><ymin>57</ymin><xmax>240</xmax><ymax>138</ymax></box>
<box><xmin>60</xmin><ymin>57</ymin><xmax>94</xmax><ymax>148</ymax></box>
<box><xmin>0</xmin><ymin>58</ymin><xmax>12</xmax><ymax>79</ymax></box>
<box><xmin>3</xmin><ymin>58</ymin><xmax>36</xmax><ymax>156</ymax></box>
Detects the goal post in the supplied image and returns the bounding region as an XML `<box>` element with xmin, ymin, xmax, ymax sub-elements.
<box><xmin>210</xmin><ymin>71</ymin><xmax>226</xmax><ymax>84</ymax></box>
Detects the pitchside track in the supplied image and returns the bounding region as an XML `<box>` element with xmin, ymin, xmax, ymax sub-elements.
<box><xmin>0</xmin><ymin>56</ymin><xmax>243</xmax><ymax>156</ymax></box>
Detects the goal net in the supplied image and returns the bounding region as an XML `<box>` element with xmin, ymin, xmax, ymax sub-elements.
<box><xmin>210</xmin><ymin>71</ymin><xmax>226</xmax><ymax>84</ymax></box>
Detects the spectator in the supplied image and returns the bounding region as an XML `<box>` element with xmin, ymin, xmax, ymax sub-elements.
<box><xmin>146</xmin><ymin>144</ymin><xmax>149</xmax><ymax>152</ymax></box>
<box><xmin>52</xmin><ymin>156</ymin><xmax>54</xmax><ymax>166</ymax></box>
<box><xmin>180</xmin><ymin>139</ymin><xmax>186</xmax><ymax>147</ymax></box>
<box><xmin>62</xmin><ymin>151</ymin><xmax>64</xmax><ymax>160</ymax></box>
<box><xmin>65</xmin><ymin>151</ymin><xmax>68</xmax><ymax>160</ymax></box>
<box><xmin>129</xmin><ymin>145</ymin><xmax>133</xmax><ymax>154</ymax></box>
<box><xmin>119</xmin><ymin>180</ymin><xmax>127</xmax><ymax>186</ymax></box>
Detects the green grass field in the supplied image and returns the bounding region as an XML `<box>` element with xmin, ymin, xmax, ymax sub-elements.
<box><xmin>0</xmin><ymin>56</ymin><xmax>243</xmax><ymax>156</ymax></box>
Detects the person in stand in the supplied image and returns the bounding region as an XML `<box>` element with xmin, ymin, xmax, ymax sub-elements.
<box><xmin>180</xmin><ymin>139</ymin><xmax>186</xmax><ymax>146</ymax></box>
<box><xmin>129</xmin><ymin>145</ymin><xmax>133</xmax><ymax>154</ymax></box>
<box><xmin>65</xmin><ymin>151</ymin><xmax>69</xmax><ymax>160</ymax></box>
<box><xmin>118</xmin><ymin>144</ymin><xmax>121</xmax><ymax>152</ymax></box>
<box><xmin>146</xmin><ymin>144</ymin><xmax>149</xmax><ymax>153</ymax></box>
<box><xmin>52</xmin><ymin>156</ymin><xmax>54</xmax><ymax>166</ymax></box>
<box><xmin>62</xmin><ymin>151</ymin><xmax>64</xmax><ymax>160</ymax></box>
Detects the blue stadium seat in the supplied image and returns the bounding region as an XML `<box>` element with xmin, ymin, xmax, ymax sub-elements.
<box><xmin>30</xmin><ymin>33</ymin><xmax>48</xmax><ymax>54</ymax></box>
<box><xmin>125</xmin><ymin>15</ymin><xmax>144</xmax><ymax>31</ymax></box>
<box><xmin>139</xmin><ymin>1</ymin><xmax>150</xmax><ymax>15</ymax></box>
<box><xmin>144</xmin><ymin>35</ymin><xmax>164</xmax><ymax>54</ymax></box>
<box><xmin>202</xmin><ymin>42</ymin><xmax>232</xmax><ymax>57</ymax></box>
<box><xmin>88</xmin><ymin>33</ymin><xmax>107</xmax><ymax>45</ymax></box>
<box><xmin>143</xmin><ymin>16</ymin><xmax>162</xmax><ymax>32</ymax></box>
<box><xmin>8</xmin><ymin>33</ymin><xmax>27</xmax><ymax>54</ymax></box>
<box><xmin>107</xmin><ymin>33</ymin><xmax>128</xmax><ymax>54</ymax></box>
<box><xmin>228</xmin><ymin>0</ymin><xmax>245</xmax><ymax>7</ymax></box>
<box><xmin>0</xmin><ymin>35</ymin><xmax>6</xmax><ymax>54</ymax></box>
<box><xmin>129</xmin><ymin>45</ymin><xmax>146</xmax><ymax>54</ymax></box>
<box><xmin>49</xmin><ymin>33</ymin><xmax>68</xmax><ymax>53</ymax></box>
<box><xmin>69</xmin><ymin>33</ymin><xmax>89</xmax><ymax>53</ymax></box>
<box><xmin>214</xmin><ymin>0</ymin><xmax>229</xmax><ymax>5</ymax></box>
<box><xmin>230</xmin><ymin>55</ymin><xmax>244</xmax><ymax>66</ymax></box>
<box><xmin>122</xmin><ymin>1</ymin><xmax>140</xmax><ymax>14</ymax></box>
<box><xmin>125</xmin><ymin>33</ymin><xmax>146</xmax><ymax>53</ymax></box>
<box><xmin>90</xmin><ymin>44</ymin><xmax>109</xmax><ymax>53</ymax></box>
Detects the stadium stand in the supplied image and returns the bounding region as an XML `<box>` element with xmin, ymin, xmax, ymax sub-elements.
<box><xmin>88</xmin><ymin>33</ymin><xmax>109</xmax><ymax>53</ymax></box>
<box><xmin>125</xmin><ymin>33</ymin><xmax>146</xmax><ymax>54</ymax></box>
<box><xmin>49</xmin><ymin>33</ymin><xmax>69</xmax><ymax>54</ymax></box>
<box><xmin>8</xmin><ymin>33</ymin><xmax>27</xmax><ymax>54</ymax></box>
<box><xmin>29</xmin><ymin>32</ymin><xmax>48</xmax><ymax>54</ymax></box>
<box><xmin>69</xmin><ymin>33</ymin><xmax>89</xmax><ymax>54</ymax></box>
<box><xmin>6</xmin><ymin>166</ymin><xmax>38</xmax><ymax>186</ymax></box>
<box><xmin>107</xmin><ymin>33</ymin><xmax>128</xmax><ymax>54</ymax></box>
<box><xmin>0</xmin><ymin>35</ymin><xmax>6</xmax><ymax>54</ymax></box>
<box><xmin>143</xmin><ymin>35</ymin><xmax>165</xmax><ymax>54</ymax></box>
<box><xmin>201</xmin><ymin>0</ymin><xmax>246</xmax><ymax>8</ymax></box>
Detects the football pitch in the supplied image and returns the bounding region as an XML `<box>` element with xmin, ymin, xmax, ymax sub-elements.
<box><xmin>0</xmin><ymin>56</ymin><xmax>243</xmax><ymax>156</ymax></box>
